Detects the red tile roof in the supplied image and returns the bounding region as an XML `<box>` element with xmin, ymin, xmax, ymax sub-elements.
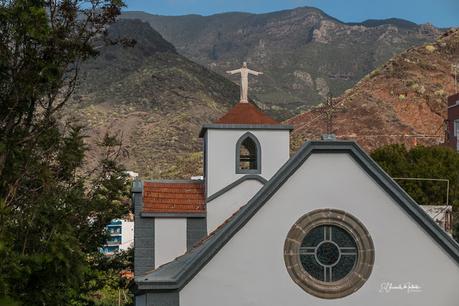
<box><xmin>215</xmin><ymin>102</ymin><xmax>279</xmax><ymax>125</ymax></box>
<box><xmin>143</xmin><ymin>181</ymin><xmax>205</xmax><ymax>214</ymax></box>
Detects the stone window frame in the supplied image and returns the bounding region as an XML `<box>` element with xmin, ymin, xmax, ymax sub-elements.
<box><xmin>235</xmin><ymin>132</ymin><xmax>261</xmax><ymax>174</ymax></box>
<box><xmin>284</xmin><ymin>208</ymin><xmax>375</xmax><ymax>299</ymax></box>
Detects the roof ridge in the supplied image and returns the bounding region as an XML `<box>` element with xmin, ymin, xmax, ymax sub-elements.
<box><xmin>136</xmin><ymin>141</ymin><xmax>459</xmax><ymax>291</ymax></box>
<box><xmin>214</xmin><ymin>101</ymin><xmax>279</xmax><ymax>125</ymax></box>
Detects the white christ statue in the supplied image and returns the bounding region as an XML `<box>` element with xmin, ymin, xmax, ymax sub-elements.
<box><xmin>226</xmin><ymin>62</ymin><xmax>263</xmax><ymax>103</ymax></box>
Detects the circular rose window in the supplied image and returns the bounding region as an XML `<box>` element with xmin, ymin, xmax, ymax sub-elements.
<box><xmin>284</xmin><ymin>209</ymin><xmax>374</xmax><ymax>299</ymax></box>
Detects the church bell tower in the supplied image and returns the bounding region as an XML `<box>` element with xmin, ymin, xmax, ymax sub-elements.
<box><xmin>199</xmin><ymin>63</ymin><xmax>293</xmax><ymax>197</ymax></box>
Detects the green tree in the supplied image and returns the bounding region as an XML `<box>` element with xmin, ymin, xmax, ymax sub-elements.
<box><xmin>371</xmin><ymin>144</ymin><xmax>459</xmax><ymax>240</ymax></box>
<box><xmin>0</xmin><ymin>1</ymin><xmax>131</xmax><ymax>304</ymax></box>
<box><xmin>76</xmin><ymin>248</ymin><xmax>134</xmax><ymax>306</ymax></box>
<box><xmin>371</xmin><ymin>144</ymin><xmax>459</xmax><ymax>206</ymax></box>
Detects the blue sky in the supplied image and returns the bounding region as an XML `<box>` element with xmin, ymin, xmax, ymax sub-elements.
<box><xmin>123</xmin><ymin>0</ymin><xmax>459</xmax><ymax>28</ymax></box>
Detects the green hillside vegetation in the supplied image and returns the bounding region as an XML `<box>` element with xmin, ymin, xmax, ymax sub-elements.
<box><xmin>67</xmin><ymin>19</ymin><xmax>241</xmax><ymax>179</ymax></box>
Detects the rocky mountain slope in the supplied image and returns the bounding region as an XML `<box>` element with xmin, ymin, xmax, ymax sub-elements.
<box><xmin>65</xmin><ymin>19</ymin><xmax>240</xmax><ymax>178</ymax></box>
<box><xmin>123</xmin><ymin>7</ymin><xmax>442</xmax><ymax>118</ymax></box>
<box><xmin>286</xmin><ymin>29</ymin><xmax>459</xmax><ymax>152</ymax></box>
<box><xmin>65</xmin><ymin>15</ymin><xmax>455</xmax><ymax>179</ymax></box>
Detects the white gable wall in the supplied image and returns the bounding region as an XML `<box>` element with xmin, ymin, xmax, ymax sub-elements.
<box><xmin>205</xmin><ymin>129</ymin><xmax>289</xmax><ymax>197</ymax></box>
<box><xmin>207</xmin><ymin>179</ymin><xmax>264</xmax><ymax>233</ymax></box>
<box><xmin>181</xmin><ymin>153</ymin><xmax>459</xmax><ymax>306</ymax></box>
<box><xmin>154</xmin><ymin>218</ymin><xmax>187</xmax><ymax>268</ymax></box>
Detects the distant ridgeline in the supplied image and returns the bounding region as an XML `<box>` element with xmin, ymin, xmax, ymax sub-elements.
<box><xmin>67</xmin><ymin>19</ymin><xmax>240</xmax><ymax>179</ymax></box>
<box><xmin>122</xmin><ymin>7</ymin><xmax>442</xmax><ymax>115</ymax></box>
<box><xmin>66</xmin><ymin>12</ymin><xmax>456</xmax><ymax>180</ymax></box>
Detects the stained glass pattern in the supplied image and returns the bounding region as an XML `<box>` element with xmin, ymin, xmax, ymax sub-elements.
<box><xmin>299</xmin><ymin>225</ymin><xmax>357</xmax><ymax>282</ymax></box>
<box><xmin>284</xmin><ymin>209</ymin><xmax>375</xmax><ymax>298</ymax></box>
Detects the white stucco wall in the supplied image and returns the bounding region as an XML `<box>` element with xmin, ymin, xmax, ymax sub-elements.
<box><xmin>205</xmin><ymin>129</ymin><xmax>290</xmax><ymax>197</ymax></box>
<box><xmin>181</xmin><ymin>153</ymin><xmax>459</xmax><ymax>306</ymax></box>
<box><xmin>120</xmin><ymin>220</ymin><xmax>134</xmax><ymax>251</ymax></box>
<box><xmin>207</xmin><ymin>179</ymin><xmax>264</xmax><ymax>233</ymax></box>
<box><xmin>154</xmin><ymin>218</ymin><xmax>187</xmax><ymax>268</ymax></box>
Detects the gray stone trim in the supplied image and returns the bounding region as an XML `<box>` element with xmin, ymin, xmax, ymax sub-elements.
<box><xmin>199</xmin><ymin>123</ymin><xmax>293</xmax><ymax>137</ymax></box>
<box><xmin>141</xmin><ymin>212</ymin><xmax>206</xmax><ymax>218</ymax></box>
<box><xmin>133</xmin><ymin>182</ymin><xmax>155</xmax><ymax>276</ymax></box>
<box><xmin>187</xmin><ymin>218</ymin><xmax>207</xmax><ymax>250</ymax></box>
<box><xmin>207</xmin><ymin>175</ymin><xmax>267</xmax><ymax>203</ymax></box>
<box><xmin>143</xmin><ymin>179</ymin><xmax>203</xmax><ymax>184</ymax></box>
<box><xmin>284</xmin><ymin>209</ymin><xmax>375</xmax><ymax>299</ymax></box>
<box><xmin>132</xmin><ymin>179</ymin><xmax>143</xmax><ymax>193</ymax></box>
<box><xmin>235</xmin><ymin>132</ymin><xmax>261</xmax><ymax>174</ymax></box>
<box><xmin>135</xmin><ymin>141</ymin><xmax>459</xmax><ymax>291</ymax></box>
<box><xmin>135</xmin><ymin>290</ymin><xmax>179</xmax><ymax>306</ymax></box>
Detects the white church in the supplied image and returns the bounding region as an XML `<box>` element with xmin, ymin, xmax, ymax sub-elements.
<box><xmin>132</xmin><ymin>64</ymin><xmax>459</xmax><ymax>306</ymax></box>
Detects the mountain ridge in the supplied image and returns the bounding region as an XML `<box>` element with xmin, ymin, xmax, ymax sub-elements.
<box><xmin>286</xmin><ymin>29</ymin><xmax>459</xmax><ymax>152</ymax></box>
<box><xmin>64</xmin><ymin>12</ymin><xmax>456</xmax><ymax>179</ymax></box>
<box><xmin>123</xmin><ymin>7</ymin><xmax>430</xmax><ymax>28</ymax></box>
<box><xmin>121</xmin><ymin>6</ymin><xmax>443</xmax><ymax>118</ymax></box>
<box><xmin>65</xmin><ymin>19</ymin><xmax>241</xmax><ymax>178</ymax></box>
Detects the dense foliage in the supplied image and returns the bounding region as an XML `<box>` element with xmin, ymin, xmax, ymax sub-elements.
<box><xmin>371</xmin><ymin>144</ymin><xmax>459</xmax><ymax>240</ymax></box>
<box><xmin>0</xmin><ymin>1</ymin><xmax>133</xmax><ymax>305</ymax></box>
<box><xmin>78</xmin><ymin>248</ymin><xmax>134</xmax><ymax>305</ymax></box>
<box><xmin>371</xmin><ymin>144</ymin><xmax>459</xmax><ymax>206</ymax></box>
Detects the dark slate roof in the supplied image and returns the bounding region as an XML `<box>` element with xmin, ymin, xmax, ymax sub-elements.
<box><xmin>135</xmin><ymin>141</ymin><xmax>459</xmax><ymax>291</ymax></box>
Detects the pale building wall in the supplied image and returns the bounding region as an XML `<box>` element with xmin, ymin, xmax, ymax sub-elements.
<box><xmin>120</xmin><ymin>220</ymin><xmax>134</xmax><ymax>251</ymax></box>
<box><xmin>181</xmin><ymin>153</ymin><xmax>459</xmax><ymax>306</ymax></box>
<box><xmin>205</xmin><ymin>129</ymin><xmax>290</xmax><ymax>197</ymax></box>
<box><xmin>207</xmin><ymin>179</ymin><xmax>264</xmax><ymax>233</ymax></box>
<box><xmin>154</xmin><ymin>218</ymin><xmax>187</xmax><ymax>268</ymax></box>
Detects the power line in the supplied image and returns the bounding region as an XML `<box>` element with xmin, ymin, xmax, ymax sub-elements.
<box><xmin>393</xmin><ymin>177</ymin><xmax>451</xmax><ymax>231</ymax></box>
<box><xmin>392</xmin><ymin>177</ymin><xmax>450</xmax><ymax>207</ymax></box>
<box><xmin>295</xmin><ymin>97</ymin><xmax>348</xmax><ymax>132</ymax></box>
<box><xmin>296</xmin><ymin>92</ymin><xmax>446</xmax><ymax>143</ymax></box>
<box><xmin>338</xmin><ymin>134</ymin><xmax>443</xmax><ymax>139</ymax></box>
<box><xmin>311</xmin><ymin>93</ymin><xmax>344</xmax><ymax>135</ymax></box>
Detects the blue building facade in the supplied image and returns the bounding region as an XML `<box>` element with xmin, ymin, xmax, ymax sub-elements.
<box><xmin>101</xmin><ymin>219</ymin><xmax>134</xmax><ymax>255</ymax></box>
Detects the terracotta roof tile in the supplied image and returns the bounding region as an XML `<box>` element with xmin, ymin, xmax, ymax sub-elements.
<box><xmin>215</xmin><ymin>102</ymin><xmax>279</xmax><ymax>125</ymax></box>
<box><xmin>143</xmin><ymin>181</ymin><xmax>205</xmax><ymax>214</ymax></box>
